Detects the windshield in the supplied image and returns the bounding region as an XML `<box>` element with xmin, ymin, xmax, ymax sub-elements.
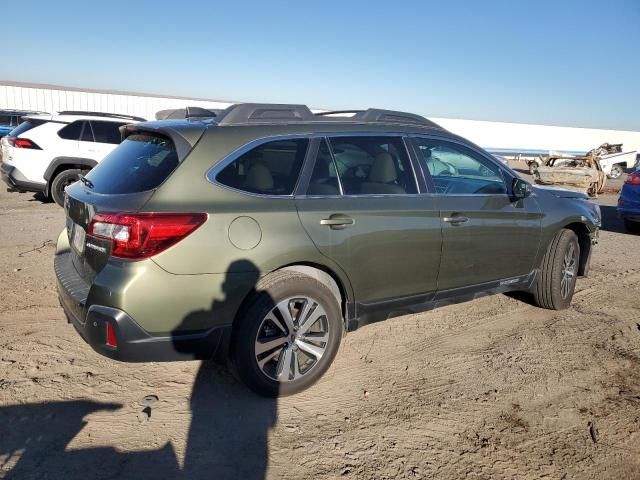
<box><xmin>84</xmin><ymin>133</ymin><xmax>179</xmax><ymax>194</ymax></box>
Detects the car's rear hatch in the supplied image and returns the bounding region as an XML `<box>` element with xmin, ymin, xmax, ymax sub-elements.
<box><xmin>63</xmin><ymin>121</ymin><xmax>207</xmax><ymax>284</ymax></box>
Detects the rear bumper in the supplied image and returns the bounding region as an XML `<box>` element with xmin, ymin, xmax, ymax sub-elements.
<box><xmin>1</xmin><ymin>162</ymin><xmax>46</xmax><ymax>193</ymax></box>
<box><xmin>54</xmin><ymin>251</ymin><xmax>229</xmax><ymax>362</ymax></box>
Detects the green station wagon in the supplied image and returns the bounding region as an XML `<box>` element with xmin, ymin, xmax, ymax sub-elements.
<box><xmin>55</xmin><ymin>104</ymin><xmax>601</xmax><ymax>396</ymax></box>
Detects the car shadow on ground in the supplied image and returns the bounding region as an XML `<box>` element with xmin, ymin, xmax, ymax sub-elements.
<box><xmin>0</xmin><ymin>260</ymin><xmax>277</xmax><ymax>480</ymax></box>
<box><xmin>599</xmin><ymin>205</ymin><xmax>629</xmax><ymax>234</ymax></box>
<box><xmin>0</xmin><ymin>369</ymin><xmax>276</xmax><ymax>480</ymax></box>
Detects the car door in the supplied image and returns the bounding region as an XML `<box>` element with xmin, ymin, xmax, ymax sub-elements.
<box><xmin>295</xmin><ymin>136</ymin><xmax>442</xmax><ymax>313</ymax></box>
<box><xmin>411</xmin><ymin>136</ymin><xmax>543</xmax><ymax>292</ymax></box>
<box><xmin>73</xmin><ymin>120</ymin><xmax>98</xmax><ymax>159</ymax></box>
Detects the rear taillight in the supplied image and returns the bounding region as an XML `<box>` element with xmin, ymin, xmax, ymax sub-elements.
<box><xmin>105</xmin><ymin>321</ymin><xmax>118</xmax><ymax>348</ymax></box>
<box><xmin>8</xmin><ymin>137</ymin><xmax>41</xmax><ymax>149</ymax></box>
<box><xmin>87</xmin><ymin>212</ymin><xmax>207</xmax><ymax>260</ymax></box>
<box><xmin>624</xmin><ymin>173</ymin><xmax>640</xmax><ymax>185</ymax></box>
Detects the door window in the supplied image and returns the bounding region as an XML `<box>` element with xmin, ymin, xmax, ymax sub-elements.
<box><xmin>216</xmin><ymin>139</ymin><xmax>309</xmax><ymax>195</ymax></box>
<box><xmin>80</xmin><ymin>122</ymin><xmax>94</xmax><ymax>142</ymax></box>
<box><xmin>415</xmin><ymin>138</ymin><xmax>506</xmax><ymax>195</ymax></box>
<box><xmin>327</xmin><ymin>136</ymin><xmax>417</xmax><ymax>195</ymax></box>
<box><xmin>91</xmin><ymin>121</ymin><xmax>124</xmax><ymax>144</ymax></box>
<box><xmin>307</xmin><ymin>139</ymin><xmax>341</xmax><ymax>195</ymax></box>
<box><xmin>58</xmin><ymin>121</ymin><xmax>83</xmax><ymax>140</ymax></box>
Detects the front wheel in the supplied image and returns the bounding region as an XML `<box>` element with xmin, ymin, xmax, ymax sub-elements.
<box><xmin>50</xmin><ymin>169</ymin><xmax>84</xmax><ymax>206</ymax></box>
<box><xmin>231</xmin><ymin>270</ymin><xmax>343</xmax><ymax>397</ymax></box>
<box><xmin>533</xmin><ymin>229</ymin><xmax>580</xmax><ymax>310</ymax></box>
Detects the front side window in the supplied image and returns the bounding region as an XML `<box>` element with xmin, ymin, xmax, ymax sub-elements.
<box><xmin>91</xmin><ymin>121</ymin><xmax>124</xmax><ymax>144</ymax></box>
<box><xmin>216</xmin><ymin>139</ymin><xmax>308</xmax><ymax>195</ymax></box>
<box><xmin>328</xmin><ymin>136</ymin><xmax>417</xmax><ymax>195</ymax></box>
<box><xmin>0</xmin><ymin>115</ymin><xmax>10</xmax><ymax>125</ymax></box>
<box><xmin>415</xmin><ymin>138</ymin><xmax>507</xmax><ymax>195</ymax></box>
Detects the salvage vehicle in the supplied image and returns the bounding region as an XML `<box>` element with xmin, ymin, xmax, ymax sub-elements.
<box><xmin>0</xmin><ymin>111</ymin><xmax>145</xmax><ymax>205</ymax></box>
<box><xmin>55</xmin><ymin>103</ymin><xmax>601</xmax><ymax>397</ymax></box>
<box><xmin>595</xmin><ymin>144</ymin><xmax>638</xmax><ymax>179</ymax></box>
<box><xmin>528</xmin><ymin>143</ymin><xmax>637</xmax><ymax>184</ymax></box>
<box><xmin>532</xmin><ymin>148</ymin><xmax>607</xmax><ymax>196</ymax></box>
<box><xmin>617</xmin><ymin>170</ymin><xmax>640</xmax><ymax>233</ymax></box>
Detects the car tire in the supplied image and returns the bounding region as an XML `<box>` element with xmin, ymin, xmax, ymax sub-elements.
<box><xmin>50</xmin><ymin>169</ymin><xmax>84</xmax><ymax>206</ymax></box>
<box><xmin>533</xmin><ymin>229</ymin><xmax>580</xmax><ymax>310</ymax></box>
<box><xmin>624</xmin><ymin>218</ymin><xmax>640</xmax><ymax>234</ymax></box>
<box><xmin>608</xmin><ymin>164</ymin><xmax>624</xmax><ymax>179</ymax></box>
<box><xmin>231</xmin><ymin>270</ymin><xmax>343</xmax><ymax>397</ymax></box>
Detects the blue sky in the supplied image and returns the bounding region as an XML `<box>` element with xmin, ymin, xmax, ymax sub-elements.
<box><xmin>2</xmin><ymin>0</ymin><xmax>639</xmax><ymax>129</ymax></box>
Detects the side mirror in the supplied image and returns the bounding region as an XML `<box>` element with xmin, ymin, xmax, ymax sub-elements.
<box><xmin>512</xmin><ymin>178</ymin><xmax>532</xmax><ymax>199</ymax></box>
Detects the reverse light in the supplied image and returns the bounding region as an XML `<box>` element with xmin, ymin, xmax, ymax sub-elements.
<box><xmin>624</xmin><ymin>173</ymin><xmax>640</xmax><ymax>185</ymax></box>
<box><xmin>8</xmin><ymin>137</ymin><xmax>41</xmax><ymax>149</ymax></box>
<box><xmin>88</xmin><ymin>212</ymin><xmax>207</xmax><ymax>260</ymax></box>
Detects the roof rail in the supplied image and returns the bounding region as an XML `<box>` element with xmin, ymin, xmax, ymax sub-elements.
<box><xmin>214</xmin><ymin>103</ymin><xmax>441</xmax><ymax>128</ymax></box>
<box><xmin>216</xmin><ymin>104</ymin><xmax>315</xmax><ymax>125</ymax></box>
<box><xmin>353</xmin><ymin>109</ymin><xmax>438</xmax><ymax>127</ymax></box>
<box><xmin>56</xmin><ymin>111</ymin><xmax>146</xmax><ymax>122</ymax></box>
<box><xmin>315</xmin><ymin>110</ymin><xmax>365</xmax><ymax>117</ymax></box>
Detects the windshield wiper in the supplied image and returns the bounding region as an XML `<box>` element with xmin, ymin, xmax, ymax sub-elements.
<box><xmin>79</xmin><ymin>175</ymin><xmax>94</xmax><ymax>189</ymax></box>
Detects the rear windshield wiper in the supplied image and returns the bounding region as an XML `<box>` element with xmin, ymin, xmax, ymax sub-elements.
<box><xmin>79</xmin><ymin>175</ymin><xmax>94</xmax><ymax>189</ymax></box>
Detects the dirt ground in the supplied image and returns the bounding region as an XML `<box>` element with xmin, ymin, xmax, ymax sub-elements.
<box><xmin>1</xmin><ymin>179</ymin><xmax>639</xmax><ymax>479</ymax></box>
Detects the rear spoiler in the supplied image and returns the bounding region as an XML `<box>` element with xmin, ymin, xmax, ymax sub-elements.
<box><xmin>119</xmin><ymin>121</ymin><xmax>207</xmax><ymax>161</ymax></box>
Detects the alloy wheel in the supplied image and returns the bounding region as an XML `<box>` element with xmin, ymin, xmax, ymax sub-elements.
<box><xmin>560</xmin><ymin>243</ymin><xmax>577</xmax><ymax>299</ymax></box>
<box><xmin>254</xmin><ymin>296</ymin><xmax>330</xmax><ymax>382</ymax></box>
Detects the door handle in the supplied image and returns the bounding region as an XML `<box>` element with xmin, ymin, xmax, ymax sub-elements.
<box><xmin>320</xmin><ymin>215</ymin><xmax>354</xmax><ymax>229</ymax></box>
<box><xmin>443</xmin><ymin>215</ymin><xmax>469</xmax><ymax>225</ymax></box>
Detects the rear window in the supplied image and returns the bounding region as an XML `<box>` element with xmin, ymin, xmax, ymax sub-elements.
<box><xmin>10</xmin><ymin>120</ymin><xmax>42</xmax><ymax>137</ymax></box>
<box><xmin>84</xmin><ymin>133</ymin><xmax>179</xmax><ymax>194</ymax></box>
<box><xmin>216</xmin><ymin>139</ymin><xmax>309</xmax><ymax>195</ymax></box>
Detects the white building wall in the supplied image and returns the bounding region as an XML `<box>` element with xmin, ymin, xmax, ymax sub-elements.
<box><xmin>2</xmin><ymin>82</ymin><xmax>639</xmax><ymax>154</ymax></box>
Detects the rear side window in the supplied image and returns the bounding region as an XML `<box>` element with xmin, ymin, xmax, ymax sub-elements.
<box><xmin>328</xmin><ymin>136</ymin><xmax>417</xmax><ymax>195</ymax></box>
<box><xmin>84</xmin><ymin>133</ymin><xmax>179</xmax><ymax>194</ymax></box>
<box><xmin>0</xmin><ymin>115</ymin><xmax>10</xmax><ymax>125</ymax></box>
<box><xmin>91</xmin><ymin>121</ymin><xmax>124</xmax><ymax>144</ymax></box>
<box><xmin>216</xmin><ymin>139</ymin><xmax>309</xmax><ymax>195</ymax></box>
<box><xmin>58</xmin><ymin>121</ymin><xmax>83</xmax><ymax>140</ymax></box>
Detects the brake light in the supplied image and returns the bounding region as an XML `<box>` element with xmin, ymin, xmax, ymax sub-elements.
<box><xmin>8</xmin><ymin>137</ymin><xmax>41</xmax><ymax>149</ymax></box>
<box><xmin>88</xmin><ymin>212</ymin><xmax>207</xmax><ymax>259</ymax></box>
<box><xmin>624</xmin><ymin>173</ymin><xmax>640</xmax><ymax>185</ymax></box>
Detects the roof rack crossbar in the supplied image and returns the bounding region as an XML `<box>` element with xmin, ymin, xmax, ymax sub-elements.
<box><xmin>56</xmin><ymin>111</ymin><xmax>146</xmax><ymax>122</ymax></box>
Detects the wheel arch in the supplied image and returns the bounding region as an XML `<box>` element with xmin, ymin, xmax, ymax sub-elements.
<box><xmin>44</xmin><ymin>157</ymin><xmax>97</xmax><ymax>194</ymax></box>
<box><xmin>562</xmin><ymin>222</ymin><xmax>592</xmax><ymax>276</ymax></box>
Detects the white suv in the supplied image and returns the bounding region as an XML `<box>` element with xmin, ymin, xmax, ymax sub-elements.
<box><xmin>1</xmin><ymin>111</ymin><xmax>145</xmax><ymax>205</ymax></box>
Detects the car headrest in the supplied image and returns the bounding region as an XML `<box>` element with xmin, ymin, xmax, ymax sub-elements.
<box><xmin>245</xmin><ymin>163</ymin><xmax>274</xmax><ymax>191</ymax></box>
<box><xmin>368</xmin><ymin>152</ymin><xmax>397</xmax><ymax>183</ymax></box>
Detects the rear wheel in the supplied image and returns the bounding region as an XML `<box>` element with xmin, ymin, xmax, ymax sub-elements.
<box><xmin>608</xmin><ymin>164</ymin><xmax>624</xmax><ymax>179</ymax></box>
<box><xmin>231</xmin><ymin>270</ymin><xmax>343</xmax><ymax>397</ymax></box>
<box><xmin>50</xmin><ymin>168</ymin><xmax>84</xmax><ymax>206</ymax></box>
<box><xmin>533</xmin><ymin>229</ymin><xmax>580</xmax><ymax>310</ymax></box>
<box><xmin>624</xmin><ymin>218</ymin><xmax>640</xmax><ymax>234</ymax></box>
